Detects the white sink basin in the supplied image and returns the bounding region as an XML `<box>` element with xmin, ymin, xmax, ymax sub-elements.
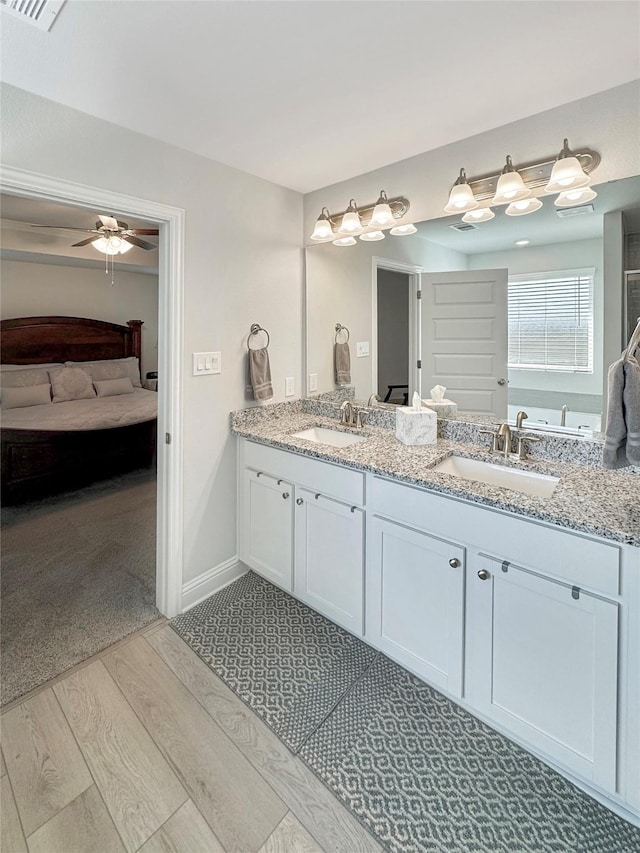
<box><xmin>291</xmin><ymin>427</ymin><xmax>367</xmax><ymax>448</ymax></box>
<box><xmin>434</xmin><ymin>455</ymin><xmax>559</xmax><ymax>498</ymax></box>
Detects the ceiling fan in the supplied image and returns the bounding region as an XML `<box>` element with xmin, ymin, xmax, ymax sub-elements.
<box><xmin>33</xmin><ymin>214</ymin><xmax>159</xmax><ymax>254</ymax></box>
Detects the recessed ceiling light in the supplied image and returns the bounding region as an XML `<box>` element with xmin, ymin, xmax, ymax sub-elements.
<box><xmin>515</xmin><ymin>239</ymin><xmax>530</xmax><ymax>246</ymax></box>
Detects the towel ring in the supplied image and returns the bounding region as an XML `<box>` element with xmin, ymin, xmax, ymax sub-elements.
<box><xmin>248</xmin><ymin>323</ymin><xmax>270</xmax><ymax>351</ymax></box>
<box><xmin>335</xmin><ymin>323</ymin><xmax>350</xmax><ymax>344</ymax></box>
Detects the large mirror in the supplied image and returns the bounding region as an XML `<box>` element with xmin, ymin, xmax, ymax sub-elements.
<box><xmin>305</xmin><ymin>175</ymin><xmax>640</xmax><ymax>433</ymax></box>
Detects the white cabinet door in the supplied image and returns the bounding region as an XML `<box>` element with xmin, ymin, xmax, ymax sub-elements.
<box><xmin>294</xmin><ymin>488</ymin><xmax>364</xmax><ymax>634</ymax></box>
<box><xmin>368</xmin><ymin>517</ymin><xmax>465</xmax><ymax>697</ymax></box>
<box><xmin>241</xmin><ymin>469</ymin><xmax>293</xmax><ymax>591</ymax></box>
<box><xmin>473</xmin><ymin>556</ymin><xmax>619</xmax><ymax>792</ymax></box>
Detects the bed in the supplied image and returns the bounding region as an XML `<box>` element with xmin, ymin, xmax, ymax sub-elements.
<box><xmin>1</xmin><ymin>316</ymin><xmax>157</xmax><ymax>504</ymax></box>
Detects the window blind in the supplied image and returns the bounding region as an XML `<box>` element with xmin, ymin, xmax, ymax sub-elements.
<box><xmin>508</xmin><ymin>268</ymin><xmax>594</xmax><ymax>373</ymax></box>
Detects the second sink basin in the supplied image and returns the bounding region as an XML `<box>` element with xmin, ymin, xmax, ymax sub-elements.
<box><xmin>434</xmin><ymin>455</ymin><xmax>560</xmax><ymax>498</ymax></box>
<box><xmin>291</xmin><ymin>426</ymin><xmax>368</xmax><ymax>448</ymax></box>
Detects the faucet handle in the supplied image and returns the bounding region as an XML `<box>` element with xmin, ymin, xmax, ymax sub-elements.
<box><xmin>355</xmin><ymin>408</ymin><xmax>365</xmax><ymax>428</ymax></box>
<box><xmin>479</xmin><ymin>428</ymin><xmax>498</xmax><ymax>453</ymax></box>
<box><xmin>517</xmin><ymin>433</ymin><xmax>541</xmax><ymax>460</ymax></box>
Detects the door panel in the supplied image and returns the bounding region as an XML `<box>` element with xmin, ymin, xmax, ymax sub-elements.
<box><xmin>420</xmin><ymin>268</ymin><xmax>508</xmax><ymax>416</ymax></box>
<box><xmin>241</xmin><ymin>469</ymin><xmax>293</xmax><ymax>591</ymax></box>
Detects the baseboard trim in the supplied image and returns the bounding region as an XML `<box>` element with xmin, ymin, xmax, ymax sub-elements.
<box><xmin>180</xmin><ymin>556</ymin><xmax>247</xmax><ymax>612</ymax></box>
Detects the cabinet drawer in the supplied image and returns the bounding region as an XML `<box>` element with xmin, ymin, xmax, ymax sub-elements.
<box><xmin>244</xmin><ymin>440</ymin><xmax>364</xmax><ymax>506</ymax></box>
<box><xmin>370</xmin><ymin>475</ymin><xmax>620</xmax><ymax>595</ymax></box>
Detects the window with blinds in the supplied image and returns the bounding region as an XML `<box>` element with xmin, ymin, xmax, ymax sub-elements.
<box><xmin>508</xmin><ymin>268</ymin><xmax>594</xmax><ymax>373</ymax></box>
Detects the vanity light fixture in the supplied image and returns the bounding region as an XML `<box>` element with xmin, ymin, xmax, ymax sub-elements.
<box><xmin>369</xmin><ymin>191</ymin><xmax>395</xmax><ymax>228</ymax></box>
<box><xmin>444</xmin><ymin>169</ymin><xmax>479</xmax><ymax>214</ymax></box>
<box><xmin>92</xmin><ymin>235</ymin><xmax>134</xmax><ymax>255</ymax></box>
<box><xmin>544</xmin><ymin>139</ymin><xmax>592</xmax><ymax>194</ymax></box>
<box><xmin>555</xmin><ymin>187</ymin><xmax>598</xmax><ymax>207</ymax></box>
<box><xmin>390</xmin><ymin>223</ymin><xmax>418</xmax><ymax>236</ymax></box>
<box><xmin>310</xmin><ymin>207</ymin><xmax>334</xmax><ymax>241</ymax></box>
<box><xmin>492</xmin><ymin>156</ymin><xmax>532</xmax><ymax>205</ymax></box>
<box><xmin>338</xmin><ymin>199</ymin><xmax>363</xmax><ymax>235</ymax></box>
<box><xmin>359</xmin><ymin>231</ymin><xmax>385</xmax><ymax>242</ymax></box>
<box><xmin>505</xmin><ymin>198</ymin><xmax>543</xmax><ymax>217</ymax></box>
<box><xmin>333</xmin><ymin>236</ymin><xmax>357</xmax><ymax>246</ymax></box>
<box><xmin>462</xmin><ymin>207</ymin><xmax>495</xmax><ymax>224</ymax></box>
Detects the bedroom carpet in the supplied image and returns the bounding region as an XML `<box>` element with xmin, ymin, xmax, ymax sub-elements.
<box><xmin>172</xmin><ymin>572</ymin><xmax>640</xmax><ymax>853</ymax></box>
<box><xmin>1</xmin><ymin>467</ymin><xmax>159</xmax><ymax>706</ymax></box>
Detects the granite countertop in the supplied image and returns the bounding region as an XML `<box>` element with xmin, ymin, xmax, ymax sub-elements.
<box><xmin>231</xmin><ymin>405</ymin><xmax>640</xmax><ymax>547</ymax></box>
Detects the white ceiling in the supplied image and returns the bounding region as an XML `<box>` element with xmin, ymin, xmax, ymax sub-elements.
<box><xmin>1</xmin><ymin>1</ymin><xmax>638</xmax><ymax>194</ymax></box>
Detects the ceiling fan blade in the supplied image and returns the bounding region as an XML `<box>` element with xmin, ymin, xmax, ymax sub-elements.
<box><xmin>122</xmin><ymin>234</ymin><xmax>157</xmax><ymax>251</ymax></box>
<box><xmin>130</xmin><ymin>229</ymin><xmax>159</xmax><ymax>236</ymax></box>
<box><xmin>31</xmin><ymin>225</ymin><xmax>94</xmax><ymax>232</ymax></box>
<box><xmin>98</xmin><ymin>215</ymin><xmax>120</xmax><ymax>231</ymax></box>
<box><xmin>71</xmin><ymin>236</ymin><xmax>99</xmax><ymax>247</ymax></box>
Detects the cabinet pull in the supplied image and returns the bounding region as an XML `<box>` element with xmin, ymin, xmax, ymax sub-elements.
<box><xmin>350</xmin><ymin>506</ymin><xmax>357</xmax><ymax>513</ymax></box>
<box><xmin>315</xmin><ymin>493</ymin><xmax>321</xmax><ymax>500</ymax></box>
<box><xmin>256</xmin><ymin>471</ymin><xmax>263</xmax><ymax>478</ymax></box>
<box><xmin>501</xmin><ymin>560</ymin><xmax>509</xmax><ymax>573</ymax></box>
<box><xmin>477</xmin><ymin>569</ymin><xmax>490</xmax><ymax>580</ymax></box>
<box><xmin>296</xmin><ymin>498</ymin><xmax>304</xmax><ymax>505</ymax></box>
<box><xmin>449</xmin><ymin>558</ymin><xmax>460</xmax><ymax>568</ymax></box>
<box><xmin>572</xmin><ymin>586</ymin><xmax>580</xmax><ymax>600</ymax></box>
<box><xmin>277</xmin><ymin>479</ymin><xmax>284</xmax><ymax>485</ymax></box>
<box><xmin>282</xmin><ymin>492</ymin><xmax>289</xmax><ymax>500</ymax></box>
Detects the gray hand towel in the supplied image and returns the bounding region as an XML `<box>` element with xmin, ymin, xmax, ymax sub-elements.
<box><xmin>249</xmin><ymin>347</ymin><xmax>273</xmax><ymax>401</ymax></box>
<box><xmin>603</xmin><ymin>355</ymin><xmax>640</xmax><ymax>468</ymax></box>
<box><xmin>334</xmin><ymin>342</ymin><xmax>351</xmax><ymax>385</ymax></box>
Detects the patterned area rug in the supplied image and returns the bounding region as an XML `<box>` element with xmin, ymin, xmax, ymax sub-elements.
<box><xmin>172</xmin><ymin>572</ymin><xmax>640</xmax><ymax>853</ymax></box>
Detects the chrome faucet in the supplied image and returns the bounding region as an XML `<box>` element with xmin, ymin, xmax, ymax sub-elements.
<box><xmin>497</xmin><ymin>423</ymin><xmax>512</xmax><ymax>457</ymax></box>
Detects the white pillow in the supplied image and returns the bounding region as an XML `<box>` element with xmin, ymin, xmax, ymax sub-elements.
<box><xmin>0</xmin><ymin>365</ymin><xmax>63</xmax><ymax>388</ymax></box>
<box><xmin>94</xmin><ymin>377</ymin><xmax>135</xmax><ymax>397</ymax></box>
<box><xmin>66</xmin><ymin>357</ymin><xmax>142</xmax><ymax>388</ymax></box>
<box><xmin>49</xmin><ymin>366</ymin><xmax>96</xmax><ymax>403</ymax></box>
<box><xmin>1</xmin><ymin>383</ymin><xmax>52</xmax><ymax>409</ymax></box>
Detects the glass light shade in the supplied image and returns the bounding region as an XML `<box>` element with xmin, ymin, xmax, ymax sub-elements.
<box><xmin>359</xmin><ymin>231</ymin><xmax>385</xmax><ymax>242</ymax></box>
<box><xmin>370</xmin><ymin>191</ymin><xmax>394</xmax><ymax>227</ymax></box>
<box><xmin>444</xmin><ymin>183</ymin><xmax>478</xmax><ymax>214</ymax></box>
<box><xmin>554</xmin><ymin>187</ymin><xmax>598</xmax><ymax>207</ymax></box>
<box><xmin>390</xmin><ymin>223</ymin><xmax>417</xmax><ymax>236</ymax></box>
<box><xmin>461</xmin><ymin>207</ymin><xmax>495</xmax><ymax>223</ymax></box>
<box><xmin>544</xmin><ymin>157</ymin><xmax>591</xmax><ymax>193</ymax></box>
<box><xmin>332</xmin><ymin>236</ymin><xmax>357</xmax><ymax>247</ymax></box>
<box><xmin>338</xmin><ymin>210</ymin><xmax>363</xmax><ymax>235</ymax></box>
<box><xmin>92</xmin><ymin>236</ymin><xmax>134</xmax><ymax>255</ymax></box>
<box><xmin>505</xmin><ymin>198</ymin><xmax>543</xmax><ymax>217</ymax></box>
<box><xmin>310</xmin><ymin>209</ymin><xmax>333</xmax><ymax>241</ymax></box>
<box><xmin>492</xmin><ymin>170</ymin><xmax>531</xmax><ymax>205</ymax></box>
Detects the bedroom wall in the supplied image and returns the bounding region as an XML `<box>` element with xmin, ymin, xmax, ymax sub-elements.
<box><xmin>1</xmin><ymin>82</ymin><xmax>303</xmax><ymax>593</ymax></box>
<box><xmin>0</xmin><ymin>259</ymin><xmax>159</xmax><ymax>374</ymax></box>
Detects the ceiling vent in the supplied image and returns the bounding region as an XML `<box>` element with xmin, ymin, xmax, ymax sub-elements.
<box><xmin>556</xmin><ymin>204</ymin><xmax>595</xmax><ymax>219</ymax></box>
<box><xmin>0</xmin><ymin>0</ymin><xmax>64</xmax><ymax>30</ymax></box>
<box><xmin>449</xmin><ymin>221</ymin><xmax>479</xmax><ymax>233</ymax></box>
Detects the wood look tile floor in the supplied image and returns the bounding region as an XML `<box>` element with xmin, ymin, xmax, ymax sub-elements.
<box><xmin>0</xmin><ymin>621</ymin><xmax>381</xmax><ymax>853</ymax></box>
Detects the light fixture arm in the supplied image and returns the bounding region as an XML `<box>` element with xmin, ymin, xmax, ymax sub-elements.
<box><xmin>326</xmin><ymin>194</ymin><xmax>410</xmax><ymax>230</ymax></box>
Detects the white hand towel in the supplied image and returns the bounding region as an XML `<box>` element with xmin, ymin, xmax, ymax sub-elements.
<box><xmin>603</xmin><ymin>354</ymin><xmax>640</xmax><ymax>468</ymax></box>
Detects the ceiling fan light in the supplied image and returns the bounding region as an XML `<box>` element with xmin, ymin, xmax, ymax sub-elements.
<box><xmin>492</xmin><ymin>156</ymin><xmax>531</xmax><ymax>205</ymax></box>
<box><xmin>92</xmin><ymin>236</ymin><xmax>134</xmax><ymax>255</ymax></box>
<box><xmin>332</xmin><ymin>236</ymin><xmax>357</xmax><ymax>247</ymax></box>
<box><xmin>359</xmin><ymin>231</ymin><xmax>385</xmax><ymax>242</ymax></box>
<box><xmin>444</xmin><ymin>169</ymin><xmax>479</xmax><ymax>213</ymax></box>
<box><xmin>310</xmin><ymin>207</ymin><xmax>334</xmax><ymax>241</ymax></box>
<box><xmin>370</xmin><ymin>191</ymin><xmax>395</xmax><ymax>227</ymax></box>
<box><xmin>554</xmin><ymin>187</ymin><xmax>598</xmax><ymax>207</ymax></box>
<box><xmin>505</xmin><ymin>198</ymin><xmax>543</xmax><ymax>217</ymax></box>
<box><xmin>390</xmin><ymin>223</ymin><xmax>417</xmax><ymax>236</ymax></box>
<box><xmin>338</xmin><ymin>200</ymin><xmax>363</xmax><ymax>235</ymax></box>
<box><xmin>461</xmin><ymin>208</ymin><xmax>495</xmax><ymax>223</ymax></box>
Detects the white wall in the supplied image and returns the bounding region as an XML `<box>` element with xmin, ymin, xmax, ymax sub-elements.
<box><xmin>0</xmin><ymin>259</ymin><xmax>159</xmax><ymax>374</ymax></box>
<box><xmin>304</xmin><ymin>82</ymin><xmax>640</xmax><ymax>239</ymax></box>
<box><xmin>467</xmin><ymin>238</ymin><xmax>603</xmax><ymax>398</ymax></box>
<box><xmin>1</xmin><ymin>82</ymin><xmax>303</xmax><ymax>587</ymax></box>
<box><xmin>305</xmin><ymin>236</ymin><xmax>467</xmax><ymax>399</ymax></box>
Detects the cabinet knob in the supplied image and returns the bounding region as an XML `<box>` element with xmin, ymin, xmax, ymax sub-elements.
<box><xmin>449</xmin><ymin>558</ymin><xmax>461</xmax><ymax>568</ymax></box>
<box><xmin>282</xmin><ymin>492</ymin><xmax>289</xmax><ymax>500</ymax></box>
<box><xmin>296</xmin><ymin>498</ymin><xmax>304</xmax><ymax>505</ymax></box>
<box><xmin>477</xmin><ymin>569</ymin><xmax>490</xmax><ymax>580</ymax></box>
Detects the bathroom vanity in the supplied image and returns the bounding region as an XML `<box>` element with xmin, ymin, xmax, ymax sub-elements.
<box><xmin>233</xmin><ymin>403</ymin><xmax>640</xmax><ymax>826</ymax></box>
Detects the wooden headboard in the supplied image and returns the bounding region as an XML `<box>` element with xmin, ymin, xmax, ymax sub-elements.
<box><xmin>0</xmin><ymin>317</ymin><xmax>143</xmax><ymax>367</ymax></box>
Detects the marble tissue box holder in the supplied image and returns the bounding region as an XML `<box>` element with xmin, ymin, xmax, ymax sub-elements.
<box><xmin>395</xmin><ymin>405</ymin><xmax>437</xmax><ymax>446</ymax></box>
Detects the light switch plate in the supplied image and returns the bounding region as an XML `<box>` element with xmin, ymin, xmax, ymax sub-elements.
<box><xmin>285</xmin><ymin>376</ymin><xmax>295</xmax><ymax>397</ymax></box>
<box><xmin>356</xmin><ymin>341</ymin><xmax>370</xmax><ymax>358</ymax></box>
<box><xmin>308</xmin><ymin>373</ymin><xmax>318</xmax><ymax>392</ymax></box>
<box><xmin>193</xmin><ymin>352</ymin><xmax>221</xmax><ymax>376</ymax></box>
